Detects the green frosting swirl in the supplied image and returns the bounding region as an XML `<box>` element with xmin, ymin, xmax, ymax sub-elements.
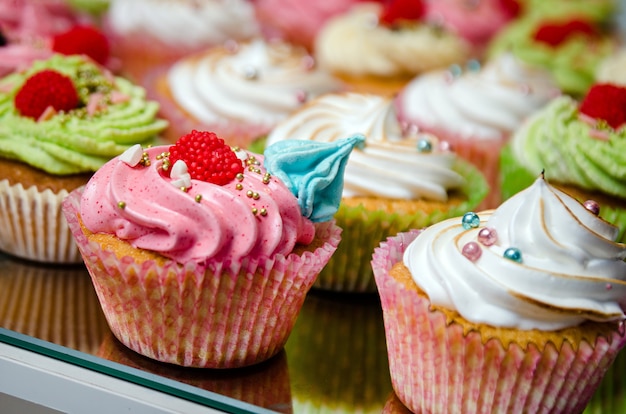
<box><xmin>0</xmin><ymin>54</ymin><xmax>168</xmax><ymax>175</ymax></box>
<box><xmin>510</xmin><ymin>95</ymin><xmax>626</xmax><ymax>198</ymax></box>
<box><xmin>488</xmin><ymin>15</ymin><xmax>616</xmax><ymax>96</ymax></box>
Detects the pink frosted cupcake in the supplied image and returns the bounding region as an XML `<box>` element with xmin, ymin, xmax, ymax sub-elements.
<box><xmin>103</xmin><ymin>0</ymin><xmax>260</xmax><ymax>81</ymax></box>
<box><xmin>62</xmin><ymin>130</ymin><xmax>363</xmax><ymax>368</ymax></box>
<box><xmin>395</xmin><ymin>52</ymin><xmax>560</xmax><ymax>209</ymax></box>
<box><xmin>0</xmin><ymin>0</ymin><xmax>114</xmax><ymax>76</ymax></box>
<box><xmin>149</xmin><ymin>38</ymin><xmax>341</xmax><ymax>147</ymax></box>
<box><xmin>372</xmin><ymin>174</ymin><xmax>626</xmax><ymax>413</ymax></box>
<box><xmin>254</xmin><ymin>0</ymin><xmax>362</xmax><ymax>51</ymax></box>
<box><xmin>425</xmin><ymin>0</ymin><xmax>522</xmax><ymax>57</ymax></box>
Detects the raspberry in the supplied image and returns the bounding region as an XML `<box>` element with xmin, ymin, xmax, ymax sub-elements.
<box><xmin>533</xmin><ymin>19</ymin><xmax>597</xmax><ymax>47</ymax></box>
<box><xmin>498</xmin><ymin>0</ymin><xmax>522</xmax><ymax>19</ymax></box>
<box><xmin>169</xmin><ymin>130</ymin><xmax>244</xmax><ymax>185</ymax></box>
<box><xmin>52</xmin><ymin>25</ymin><xmax>110</xmax><ymax>65</ymax></box>
<box><xmin>579</xmin><ymin>83</ymin><xmax>626</xmax><ymax>130</ymax></box>
<box><xmin>379</xmin><ymin>0</ymin><xmax>425</xmax><ymax>26</ymax></box>
<box><xmin>14</xmin><ymin>70</ymin><xmax>79</xmax><ymax>119</ymax></box>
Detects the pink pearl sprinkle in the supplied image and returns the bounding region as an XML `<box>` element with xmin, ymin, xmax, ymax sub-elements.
<box><xmin>583</xmin><ymin>200</ymin><xmax>600</xmax><ymax>216</ymax></box>
<box><xmin>477</xmin><ymin>227</ymin><xmax>497</xmax><ymax>246</ymax></box>
<box><xmin>438</xmin><ymin>140</ymin><xmax>453</xmax><ymax>152</ymax></box>
<box><xmin>462</xmin><ymin>242</ymin><xmax>482</xmax><ymax>262</ymax></box>
<box><xmin>606</xmin><ymin>283</ymin><xmax>613</xmax><ymax>290</ymax></box>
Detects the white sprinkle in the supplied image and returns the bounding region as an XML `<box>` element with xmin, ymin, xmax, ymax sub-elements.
<box><xmin>170</xmin><ymin>159</ymin><xmax>189</xmax><ymax>179</ymax></box>
<box><xmin>119</xmin><ymin>144</ymin><xmax>143</xmax><ymax>167</ymax></box>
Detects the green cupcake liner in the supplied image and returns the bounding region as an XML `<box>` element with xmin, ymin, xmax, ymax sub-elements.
<box><xmin>314</xmin><ymin>158</ymin><xmax>489</xmax><ymax>292</ymax></box>
<box><xmin>500</xmin><ymin>144</ymin><xmax>626</xmax><ymax>243</ymax></box>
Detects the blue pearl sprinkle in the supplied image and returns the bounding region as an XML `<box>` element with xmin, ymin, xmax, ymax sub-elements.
<box><xmin>503</xmin><ymin>247</ymin><xmax>523</xmax><ymax>263</ymax></box>
<box><xmin>461</xmin><ymin>212</ymin><xmax>480</xmax><ymax>230</ymax></box>
<box><xmin>417</xmin><ymin>139</ymin><xmax>432</xmax><ymax>153</ymax></box>
<box><xmin>466</xmin><ymin>59</ymin><xmax>481</xmax><ymax>72</ymax></box>
<box><xmin>449</xmin><ymin>64</ymin><xmax>462</xmax><ymax>77</ymax></box>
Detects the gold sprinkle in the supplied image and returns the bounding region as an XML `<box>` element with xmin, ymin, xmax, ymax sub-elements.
<box><xmin>180</xmin><ymin>186</ymin><xmax>188</xmax><ymax>192</ymax></box>
<box><xmin>246</xmin><ymin>190</ymin><xmax>254</xmax><ymax>198</ymax></box>
<box><xmin>262</xmin><ymin>176</ymin><xmax>270</xmax><ymax>184</ymax></box>
<box><xmin>260</xmin><ymin>208</ymin><xmax>267</xmax><ymax>216</ymax></box>
<box><xmin>117</xmin><ymin>201</ymin><xmax>126</xmax><ymax>209</ymax></box>
<box><xmin>236</xmin><ymin>173</ymin><xmax>244</xmax><ymax>181</ymax></box>
<box><xmin>195</xmin><ymin>194</ymin><xmax>202</xmax><ymax>202</ymax></box>
<box><xmin>232</xmin><ymin>146</ymin><xmax>240</xmax><ymax>151</ymax></box>
<box><xmin>251</xmin><ymin>207</ymin><xmax>258</xmax><ymax>215</ymax></box>
<box><xmin>235</xmin><ymin>183</ymin><xmax>243</xmax><ymax>190</ymax></box>
<box><xmin>252</xmin><ymin>192</ymin><xmax>260</xmax><ymax>200</ymax></box>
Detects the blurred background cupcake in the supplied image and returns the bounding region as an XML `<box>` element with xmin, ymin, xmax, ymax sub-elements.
<box><xmin>0</xmin><ymin>54</ymin><xmax>167</xmax><ymax>263</ymax></box>
<box><xmin>147</xmin><ymin>38</ymin><xmax>341</xmax><ymax>146</ymax></box>
<box><xmin>500</xmin><ymin>82</ymin><xmax>626</xmax><ymax>242</ymax></box>
<box><xmin>265</xmin><ymin>92</ymin><xmax>488</xmax><ymax>292</ymax></box>
<box><xmin>103</xmin><ymin>0</ymin><xmax>260</xmax><ymax>82</ymax></box>
<box><xmin>395</xmin><ymin>52</ymin><xmax>560</xmax><ymax>209</ymax></box>
<box><xmin>486</xmin><ymin>0</ymin><xmax>619</xmax><ymax>96</ymax></box>
<box><xmin>285</xmin><ymin>291</ymin><xmax>392</xmax><ymax>413</ymax></box>
<box><xmin>314</xmin><ymin>0</ymin><xmax>470</xmax><ymax>96</ymax></box>
<box><xmin>372</xmin><ymin>175</ymin><xmax>626</xmax><ymax>413</ymax></box>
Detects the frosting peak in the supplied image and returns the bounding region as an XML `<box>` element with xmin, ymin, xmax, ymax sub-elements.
<box><xmin>404</xmin><ymin>175</ymin><xmax>626</xmax><ymax>330</ymax></box>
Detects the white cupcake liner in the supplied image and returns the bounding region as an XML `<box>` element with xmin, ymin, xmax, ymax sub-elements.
<box><xmin>0</xmin><ymin>180</ymin><xmax>82</xmax><ymax>263</ymax></box>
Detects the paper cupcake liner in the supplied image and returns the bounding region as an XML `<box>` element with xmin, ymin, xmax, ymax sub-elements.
<box><xmin>143</xmin><ymin>66</ymin><xmax>273</xmax><ymax>148</ymax></box>
<box><xmin>382</xmin><ymin>392</ymin><xmax>412</xmax><ymax>413</ymax></box>
<box><xmin>586</xmin><ymin>346</ymin><xmax>626</xmax><ymax>413</ymax></box>
<box><xmin>286</xmin><ymin>292</ymin><xmax>391</xmax><ymax>413</ymax></box>
<box><xmin>97</xmin><ymin>332</ymin><xmax>293</xmax><ymax>411</ymax></box>
<box><xmin>500</xmin><ymin>145</ymin><xmax>626</xmax><ymax>243</ymax></box>
<box><xmin>0</xmin><ymin>180</ymin><xmax>82</xmax><ymax>264</ymax></box>
<box><xmin>372</xmin><ymin>231</ymin><xmax>626</xmax><ymax>414</ymax></box>
<box><xmin>314</xmin><ymin>158</ymin><xmax>488</xmax><ymax>293</ymax></box>
<box><xmin>63</xmin><ymin>188</ymin><xmax>341</xmax><ymax>369</ymax></box>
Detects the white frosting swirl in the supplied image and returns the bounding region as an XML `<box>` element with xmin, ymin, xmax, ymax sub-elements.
<box><xmin>167</xmin><ymin>39</ymin><xmax>340</xmax><ymax>127</ymax></box>
<box><xmin>398</xmin><ymin>53</ymin><xmax>560</xmax><ymax>140</ymax></box>
<box><xmin>404</xmin><ymin>176</ymin><xmax>626</xmax><ymax>331</ymax></box>
<box><xmin>315</xmin><ymin>3</ymin><xmax>469</xmax><ymax>78</ymax></box>
<box><xmin>106</xmin><ymin>0</ymin><xmax>259</xmax><ymax>48</ymax></box>
<box><xmin>266</xmin><ymin>92</ymin><xmax>465</xmax><ymax>201</ymax></box>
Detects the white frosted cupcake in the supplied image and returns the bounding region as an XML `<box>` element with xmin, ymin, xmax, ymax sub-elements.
<box><xmin>396</xmin><ymin>53</ymin><xmax>560</xmax><ymax>209</ymax></box>
<box><xmin>266</xmin><ymin>92</ymin><xmax>488</xmax><ymax>292</ymax></box>
<box><xmin>149</xmin><ymin>38</ymin><xmax>341</xmax><ymax>146</ymax></box>
<box><xmin>372</xmin><ymin>174</ymin><xmax>626</xmax><ymax>413</ymax></box>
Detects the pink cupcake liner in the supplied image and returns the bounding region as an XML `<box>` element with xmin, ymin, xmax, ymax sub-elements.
<box><xmin>63</xmin><ymin>188</ymin><xmax>341</xmax><ymax>369</ymax></box>
<box><xmin>0</xmin><ymin>180</ymin><xmax>82</xmax><ymax>264</ymax></box>
<box><xmin>371</xmin><ymin>231</ymin><xmax>626</xmax><ymax>414</ymax></box>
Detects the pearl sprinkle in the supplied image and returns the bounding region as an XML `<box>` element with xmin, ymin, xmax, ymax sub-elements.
<box><xmin>477</xmin><ymin>227</ymin><xmax>497</xmax><ymax>246</ymax></box>
<box><xmin>461</xmin><ymin>212</ymin><xmax>480</xmax><ymax>230</ymax></box>
<box><xmin>462</xmin><ymin>241</ymin><xmax>482</xmax><ymax>261</ymax></box>
<box><xmin>503</xmin><ymin>247</ymin><xmax>522</xmax><ymax>263</ymax></box>
<box><xmin>583</xmin><ymin>200</ymin><xmax>600</xmax><ymax>216</ymax></box>
<box><xmin>417</xmin><ymin>139</ymin><xmax>432</xmax><ymax>153</ymax></box>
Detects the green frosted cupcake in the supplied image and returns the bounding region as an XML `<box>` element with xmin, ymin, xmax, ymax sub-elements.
<box><xmin>0</xmin><ymin>54</ymin><xmax>168</xmax><ymax>263</ymax></box>
<box><xmin>501</xmin><ymin>83</ymin><xmax>626</xmax><ymax>242</ymax></box>
<box><xmin>265</xmin><ymin>92</ymin><xmax>488</xmax><ymax>292</ymax></box>
<box><xmin>487</xmin><ymin>8</ymin><xmax>617</xmax><ymax>96</ymax></box>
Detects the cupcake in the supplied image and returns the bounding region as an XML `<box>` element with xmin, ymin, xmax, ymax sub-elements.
<box><xmin>500</xmin><ymin>83</ymin><xmax>626</xmax><ymax>243</ymax></box>
<box><xmin>148</xmin><ymin>38</ymin><xmax>341</xmax><ymax>147</ymax></box>
<box><xmin>62</xmin><ymin>130</ymin><xmax>363</xmax><ymax>368</ymax></box>
<box><xmin>372</xmin><ymin>174</ymin><xmax>626</xmax><ymax>413</ymax></box>
<box><xmin>424</xmin><ymin>0</ymin><xmax>523</xmax><ymax>57</ymax></box>
<box><xmin>0</xmin><ymin>54</ymin><xmax>168</xmax><ymax>263</ymax></box>
<box><xmin>103</xmin><ymin>0</ymin><xmax>260</xmax><ymax>81</ymax></box>
<box><xmin>285</xmin><ymin>291</ymin><xmax>392</xmax><ymax>412</ymax></box>
<box><xmin>487</xmin><ymin>11</ymin><xmax>618</xmax><ymax>96</ymax></box>
<box><xmin>395</xmin><ymin>52</ymin><xmax>560</xmax><ymax>209</ymax></box>
<box><xmin>253</xmin><ymin>0</ymin><xmax>362</xmax><ymax>52</ymax></box>
<box><xmin>314</xmin><ymin>0</ymin><xmax>470</xmax><ymax>97</ymax></box>
<box><xmin>0</xmin><ymin>0</ymin><xmax>114</xmax><ymax>76</ymax></box>
<box><xmin>265</xmin><ymin>92</ymin><xmax>488</xmax><ymax>292</ymax></box>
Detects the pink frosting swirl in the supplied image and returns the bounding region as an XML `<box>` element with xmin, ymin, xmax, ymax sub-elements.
<box><xmin>80</xmin><ymin>145</ymin><xmax>315</xmax><ymax>264</ymax></box>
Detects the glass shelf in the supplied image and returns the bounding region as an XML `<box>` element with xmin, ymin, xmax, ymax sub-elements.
<box><xmin>0</xmin><ymin>251</ymin><xmax>625</xmax><ymax>413</ymax></box>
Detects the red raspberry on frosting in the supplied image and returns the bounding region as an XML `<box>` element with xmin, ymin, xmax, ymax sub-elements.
<box><xmin>579</xmin><ymin>83</ymin><xmax>626</xmax><ymax>130</ymax></box>
<box><xmin>499</xmin><ymin>0</ymin><xmax>522</xmax><ymax>19</ymax></box>
<box><xmin>52</xmin><ymin>25</ymin><xmax>110</xmax><ymax>65</ymax></box>
<box><xmin>14</xmin><ymin>69</ymin><xmax>79</xmax><ymax>119</ymax></box>
<box><xmin>533</xmin><ymin>19</ymin><xmax>598</xmax><ymax>47</ymax></box>
<box><xmin>379</xmin><ymin>0</ymin><xmax>425</xmax><ymax>26</ymax></box>
<box><xmin>169</xmin><ymin>130</ymin><xmax>245</xmax><ymax>185</ymax></box>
